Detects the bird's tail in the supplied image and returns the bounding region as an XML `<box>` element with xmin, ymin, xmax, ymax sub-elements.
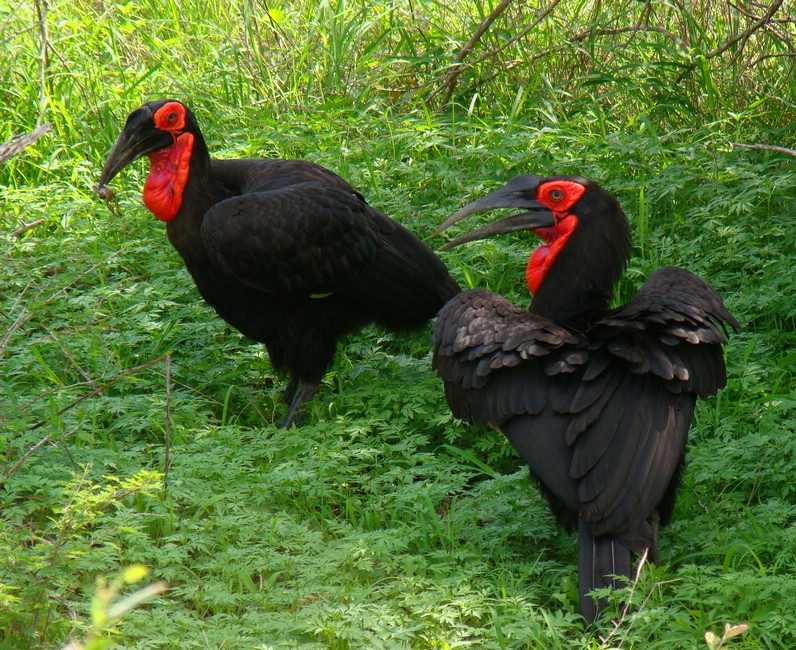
<box><xmin>577</xmin><ymin>518</ymin><xmax>633</xmax><ymax>624</ymax></box>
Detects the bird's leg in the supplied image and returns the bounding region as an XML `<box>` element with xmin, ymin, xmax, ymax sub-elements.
<box><xmin>648</xmin><ymin>511</ymin><xmax>661</xmax><ymax>564</ymax></box>
<box><xmin>282</xmin><ymin>377</ymin><xmax>298</xmax><ymax>404</ymax></box>
<box><xmin>281</xmin><ymin>380</ymin><xmax>318</xmax><ymax>428</ymax></box>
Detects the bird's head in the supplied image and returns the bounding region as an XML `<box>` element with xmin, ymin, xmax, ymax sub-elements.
<box><xmin>96</xmin><ymin>99</ymin><xmax>200</xmax><ymax>222</ymax></box>
<box><xmin>437</xmin><ymin>174</ymin><xmax>631</xmax><ymax>319</ymax></box>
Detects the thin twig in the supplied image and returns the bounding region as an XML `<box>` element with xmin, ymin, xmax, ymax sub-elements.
<box><xmin>9</xmin><ymin>219</ymin><xmax>46</xmax><ymax>237</ymax></box>
<box><xmin>0</xmin><ymin>0</ymin><xmax>28</xmax><ymax>42</ymax></box>
<box><xmin>42</xmin><ymin>325</ymin><xmax>94</xmax><ymax>384</ymax></box>
<box><xmin>43</xmin><ymin>250</ymin><xmax>123</xmax><ymax>305</ymax></box>
<box><xmin>436</xmin><ymin>0</ymin><xmax>511</xmax><ymax>106</ymax></box>
<box><xmin>431</xmin><ymin>0</ymin><xmax>565</xmax><ymax>105</ymax></box>
<box><xmin>163</xmin><ymin>354</ymin><xmax>172</xmax><ymax>495</ymax></box>
<box><xmin>732</xmin><ymin>142</ymin><xmax>796</xmax><ymax>156</ymax></box>
<box><xmin>0</xmin><ymin>281</ymin><xmax>33</xmax><ymax>357</ymax></box>
<box><xmin>704</xmin><ymin>0</ymin><xmax>784</xmax><ymax>60</ymax></box>
<box><xmin>3</xmin><ymin>433</ymin><xmax>54</xmax><ymax>484</ymax></box>
<box><xmin>599</xmin><ymin>549</ymin><xmax>649</xmax><ymax>648</ymax></box>
<box><xmin>3</xmin><ymin>355</ymin><xmax>170</xmax><ymax>486</ymax></box>
<box><xmin>751</xmin><ymin>51</ymin><xmax>796</xmax><ymax>67</ymax></box>
<box><xmin>25</xmin><ymin>356</ymin><xmax>169</xmax><ymax>433</ymax></box>
<box><xmin>0</xmin><ymin>309</ymin><xmax>29</xmax><ymax>357</ymax></box>
<box><xmin>34</xmin><ymin>0</ymin><xmax>50</xmax><ymax>125</ymax></box>
<box><xmin>0</xmin><ymin>123</ymin><xmax>52</xmax><ymax>165</ymax></box>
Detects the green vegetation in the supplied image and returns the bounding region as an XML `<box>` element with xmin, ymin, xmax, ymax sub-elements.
<box><xmin>2</xmin><ymin>1</ymin><xmax>794</xmax><ymax>648</ymax></box>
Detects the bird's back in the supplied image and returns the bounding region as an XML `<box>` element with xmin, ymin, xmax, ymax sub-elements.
<box><xmin>208</xmin><ymin>157</ymin><xmax>460</xmax><ymax>327</ymax></box>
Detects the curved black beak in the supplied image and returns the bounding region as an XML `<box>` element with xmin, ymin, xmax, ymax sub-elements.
<box><xmin>436</xmin><ymin>175</ymin><xmax>556</xmax><ymax>251</ymax></box>
<box><xmin>96</xmin><ymin>106</ymin><xmax>173</xmax><ymax>189</ymax></box>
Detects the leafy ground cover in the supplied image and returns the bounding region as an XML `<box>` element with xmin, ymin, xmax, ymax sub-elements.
<box><xmin>2</xmin><ymin>1</ymin><xmax>795</xmax><ymax>648</ymax></box>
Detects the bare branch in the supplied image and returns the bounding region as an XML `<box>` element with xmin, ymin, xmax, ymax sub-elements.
<box><xmin>26</xmin><ymin>355</ymin><xmax>170</xmax><ymax>433</ymax></box>
<box><xmin>0</xmin><ymin>123</ymin><xmax>52</xmax><ymax>164</ymax></box>
<box><xmin>3</xmin><ymin>433</ymin><xmax>54</xmax><ymax>484</ymax></box>
<box><xmin>9</xmin><ymin>219</ymin><xmax>46</xmax><ymax>237</ymax></box>
<box><xmin>163</xmin><ymin>354</ymin><xmax>172</xmax><ymax>495</ymax></box>
<box><xmin>705</xmin><ymin>0</ymin><xmax>784</xmax><ymax>60</ymax></box>
<box><xmin>436</xmin><ymin>0</ymin><xmax>511</xmax><ymax>106</ymax></box>
<box><xmin>35</xmin><ymin>0</ymin><xmax>50</xmax><ymax>124</ymax></box>
<box><xmin>463</xmin><ymin>0</ymin><xmax>565</xmax><ymax>73</ymax></box>
<box><xmin>752</xmin><ymin>52</ymin><xmax>796</xmax><ymax>67</ymax></box>
<box><xmin>0</xmin><ymin>281</ymin><xmax>33</xmax><ymax>357</ymax></box>
<box><xmin>432</xmin><ymin>0</ymin><xmax>565</xmax><ymax>106</ymax></box>
<box><xmin>43</xmin><ymin>250</ymin><xmax>122</xmax><ymax>305</ymax></box>
<box><xmin>2</xmin><ymin>355</ymin><xmax>171</xmax><ymax>485</ymax></box>
<box><xmin>732</xmin><ymin>142</ymin><xmax>796</xmax><ymax>156</ymax></box>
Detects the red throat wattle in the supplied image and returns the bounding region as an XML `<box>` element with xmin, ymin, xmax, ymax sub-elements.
<box><xmin>525</xmin><ymin>216</ymin><xmax>578</xmax><ymax>293</ymax></box>
<box><xmin>524</xmin><ymin>179</ymin><xmax>585</xmax><ymax>294</ymax></box>
<box><xmin>142</xmin><ymin>132</ymin><xmax>194</xmax><ymax>222</ymax></box>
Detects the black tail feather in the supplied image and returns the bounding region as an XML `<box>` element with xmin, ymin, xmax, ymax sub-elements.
<box><xmin>577</xmin><ymin>518</ymin><xmax>633</xmax><ymax>623</ymax></box>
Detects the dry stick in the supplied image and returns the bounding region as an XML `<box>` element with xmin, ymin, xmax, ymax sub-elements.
<box><xmin>43</xmin><ymin>250</ymin><xmax>123</xmax><ymax>305</ymax></box>
<box><xmin>2</xmin><ymin>434</ymin><xmax>55</xmax><ymax>486</ymax></box>
<box><xmin>163</xmin><ymin>354</ymin><xmax>172</xmax><ymax>495</ymax></box>
<box><xmin>480</xmin><ymin>23</ymin><xmax>688</xmax><ymax>71</ymax></box>
<box><xmin>730</xmin><ymin>0</ymin><xmax>795</xmax><ymax>46</ymax></box>
<box><xmin>27</xmin><ymin>355</ymin><xmax>168</xmax><ymax>431</ymax></box>
<box><xmin>434</xmin><ymin>0</ymin><xmax>564</xmax><ymax>106</ymax></box>
<box><xmin>0</xmin><ymin>0</ymin><xmax>29</xmax><ymax>39</ymax></box>
<box><xmin>732</xmin><ymin>142</ymin><xmax>796</xmax><ymax>156</ymax></box>
<box><xmin>42</xmin><ymin>325</ymin><xmax>94</xmax><ymax>384</ymax></box>
<box><xmin>9</xmin><ymin>219</ymin><xmax>46</xmax><ymax>237</ymax></box>
<box><xmin>0</xmin><ymin>309</ymin><xmax>29</xmax><ymax>357</ymax></box>
<box><xmin>0</xmin><ymin>281</ymin><xmax>33</xmax><ymax>356</ymax></box>
<box><xmin>3</xmin><ymin>356</ymin><xmax>169</xmax><ymax>486</ymax></box>
<box><xmin>598</xmin><ymin>549</ymin><xmax>650</xmax><ymax>648</ymax></box>
<box><xmin>752</xmin><ymin>51</ymin><xmax>796</xmax><ymax>67</ymax></box>
<box><xmin>0</xmin><ymin>123</ymin><xmax>52</xmax><ymax>165</ymax></box>
<box><xmin>436</xmin><ymin>0</ymin><xmax>511</xmax><ymax>106</ymax></box>
<box><xmin>704</xmin><ymin>0</ymin><xmax>784</xmax><ymax>60</ymax></box>
<box><xmin>463</xmin><ymin>22</ymin><xmax>686</xmax><ymax>99</ymax></box>
<box><xmin>16</xmin><ymin>367</ymin><xmax>222</xmax><ymax>418</ymax></box>
<box><xmin>734</xmin><ymin>0</ymin><xmax>796</xmax><ymax>25</ymax></box>
<box><xmin>34</xmin><ymin>0</ymin><xmax>49</xmax><ymax>125</ymax></box>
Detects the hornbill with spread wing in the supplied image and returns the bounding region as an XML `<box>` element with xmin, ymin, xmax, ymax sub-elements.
<box><xmin>432</xmin><ymin>174</ymin><xmax>737</xmax><ymax>622</ymax></box>
<box><xmin>97</xmin><ymin>99</ymin><xmax>460</xmax><ymax>427</ymax></box>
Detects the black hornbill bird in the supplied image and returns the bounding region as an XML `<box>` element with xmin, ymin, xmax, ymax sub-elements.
<box><xmin>96</xmin><ymin>99</ymin><xmax>460</xmax><ymax>427</ymax></box>
<box><xmin>432</xmin><ymin>174</ymin><xmax>738</xmax><ymax>622</ymax></box>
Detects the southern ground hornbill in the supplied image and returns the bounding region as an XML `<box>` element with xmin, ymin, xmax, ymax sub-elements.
<box><xmin>432</xmin><ymin>174</ymin><xmax>738</xmax><ymax>622</ymax></box>
<box><xmin>96</xmin><ymin>99</ymin><xmax>460</xmax><ymax>427</ymax></box>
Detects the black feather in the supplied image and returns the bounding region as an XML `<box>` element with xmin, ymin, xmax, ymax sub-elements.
<box><xmin>432</xmin><ymin>175</ymin><xmax>737</xmax><ymax>623</ymax></box>
<box><xmin>102</xmin><ymin>100</ymin><xmax>460</xmax><ymax>427</ymax></box>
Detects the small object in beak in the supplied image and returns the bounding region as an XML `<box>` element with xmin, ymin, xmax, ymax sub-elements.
<box><xmin>93</xmin><ymin>183</ymin><xmax>121</xmax><ymax>217</ymax></box>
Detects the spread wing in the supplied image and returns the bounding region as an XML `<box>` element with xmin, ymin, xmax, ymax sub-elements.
<box><xmin>433</xmin><ymin>270</ymin><xmax>737</xmax><ymax>544</ymax></box>
<box><xmin>432</xmin><ymin>289</ymin><xmax>588</xmax><ymax>520</ymax></box>
<box><xmin>566</xmin><ymin>266</ymin><xmax>739</xmax><ymax>545</ymax></box>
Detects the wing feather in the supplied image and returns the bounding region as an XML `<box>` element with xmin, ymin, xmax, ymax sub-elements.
<box><xmin>433</xmin><ymin>266</ymin><xmax>736</xmax><ymax>552</ymax></box>
<box><xmin>201</xmin><ymin>184</ymin><xmax>377</xmax><ymax>295</ymax></box>
<box><xmin>433</xmin><ymin>289</ymin><xmax>586</xmax><ymax>427</ymax></box>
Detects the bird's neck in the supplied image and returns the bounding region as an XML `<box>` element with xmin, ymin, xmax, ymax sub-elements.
<box><xmin>161</xmin><ymin>136</ymin><xmax>233</xmax><ymax>261</ymax></box>
<box><xmin>528</xmin><ymin>219</ymin><xmax>629</xmax><ymax>328</ymax></box>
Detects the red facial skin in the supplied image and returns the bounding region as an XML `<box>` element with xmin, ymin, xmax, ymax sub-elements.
<box><xmin>525</xmin><ymin>180</ymin><xmax>585</xmax><ymax>293</ymax></box>
<box><xmin>142</xmin><ymin>102</ymin><xmax>194</xmax><ymax>222</ymax></box>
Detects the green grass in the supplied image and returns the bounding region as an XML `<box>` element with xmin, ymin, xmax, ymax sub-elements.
<box><xmin>2</xmin><ymin>1</ymin><xmax>796</xmax><ymax>648</ymax></box>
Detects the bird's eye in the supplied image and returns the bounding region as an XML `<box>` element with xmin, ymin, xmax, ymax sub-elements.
<box><xmin>167</xmin><ymin>112</ymin><xmax>177</xmax><ymax>123</ymax></box>
<box><xmin>549</xmin><ymin>188</ymin><xmax>564</xmax><ymax>201</ymax></box>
